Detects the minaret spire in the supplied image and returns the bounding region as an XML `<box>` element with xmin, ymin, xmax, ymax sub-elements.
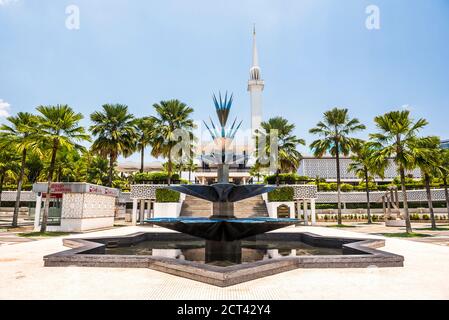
<box><xmin>248</xmin><ymin>25</ymin><xmax>264</xmax><ymax>138</ymax></box>
<box><xmin>252</xmin><ymin>24</ymin><xmax>259</xmax><ymax>67</ymax></box>
<box><xmin>250</xmin><ymin>25</ymin><xmax>260</xmax><ymax>79</ymax></box>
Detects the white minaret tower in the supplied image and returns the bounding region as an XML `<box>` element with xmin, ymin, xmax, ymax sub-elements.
<box><xmin>248</xmin><ymin>25</ymin><xmax>264</xmax><ymax>136</ymax></box>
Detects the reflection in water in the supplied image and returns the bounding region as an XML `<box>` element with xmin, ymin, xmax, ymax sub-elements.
<box><xmin>105</xmin><ymin>240</ymin><xmax>343</xmax><ymax>267</ymax></box>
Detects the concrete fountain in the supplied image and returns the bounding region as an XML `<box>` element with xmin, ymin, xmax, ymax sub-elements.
<box><xmin>145</xmin><ymin>91</ymin><xmax>299</xmax><ymax>241</ymax></box>
<box><xmin>44</xmin><ymin>92</ymin><xmax>404</xmax><ymax>287</ymax></box>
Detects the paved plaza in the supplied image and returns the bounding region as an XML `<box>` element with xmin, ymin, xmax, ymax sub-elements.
<box><xmin>1</xmin><ymin>225</ymin><xmax>449</xmax><ymax>300</ymax></box>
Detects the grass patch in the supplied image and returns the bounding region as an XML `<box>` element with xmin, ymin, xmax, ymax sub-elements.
<box><xmin>415</xmin><ymin>227</ymin><xmax>449</xmax><ymax>231</ymax></box>
<box><xmin>326</xmin><ymin>224</ymin><xmax>357</xmax><ymax>228</ymax></box>
<box><xmin>18</xmin><ymin>231</ymin><xmax>71</xmax><ymax>238</ymax></box>
<box><xmin>356</xmin><ymin>222</ymin><xmax>382</xmax><ymax>225</ymax></box>
<box><xmin>379</xmin><ymin>232</ymin><xmax>432</xmax><ymax>238</ymax></box>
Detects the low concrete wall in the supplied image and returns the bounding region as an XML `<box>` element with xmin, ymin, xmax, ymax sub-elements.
<box><xmin>316</xmin><ymin>188</ymin><xmax>448</xmax><ymax>203</ymax></box>
<box><xmin>316</xmin><ymin>208</ymin><xmax>449</xmax><ymax>217</ymax></box>
<box><xmin>153</xmin><ymin>202</ymin><xmax>182</xmax><ymax>218</ymax></box>
<box><xmin>46</xmin><ymin>217</ymin><xmax>115</xmax><ymax>232</ymax></box>
<box><xmin>0</xmin><ymin>207</ymin><xmax>30</xmax><ymax>217</ymax></box>
<box><xmin>266</xmin><ymin>202</ymin><xmax>295</xmax><ymax>219</ymax></box>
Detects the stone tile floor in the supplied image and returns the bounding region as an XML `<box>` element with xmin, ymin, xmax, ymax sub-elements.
<box><xmin>1</xmin><ymin>225</ymin><xmax>449</xmax><ymax>299</ymax></box>
<box><xmin>0</xmin><ymin>226</ymin><xmax>35</xmax><ymax>246</ymax></box>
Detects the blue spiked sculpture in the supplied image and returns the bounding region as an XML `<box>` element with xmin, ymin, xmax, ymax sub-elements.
<box><xmin>202</xmin><ymin>92</ymin><xmax>243</xmax><ymax>170</ymax></box>
<box><xmin>146</xmin><ymin>92</ymin><xmax>298</xmax><ymax>241</ymax></box>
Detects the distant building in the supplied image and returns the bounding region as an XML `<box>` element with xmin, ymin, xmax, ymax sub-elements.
<box><xmin>297</xmin><ymin>157</ymin><xmax>421</xmax><ymax>183</ymax></box>
<box><xmin>117</xmin><ymin>161</ymin><xmax>164</xmax><ymax>174</ymax></box>
<box><xmin>441</xmin><ymin>139</ymin><xmax>449</xmax><ymax>150</ymax></box>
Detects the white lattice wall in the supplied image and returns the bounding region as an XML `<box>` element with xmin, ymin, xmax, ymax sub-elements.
<box><xmin>316</xmin><ymin>189</ymin><xmax>448</xmax><ymax>203</ymax></box>
<box><xmin>61</xmin><ymin>193</ymin><xmax>115</xmax><ymax>219</ymax></box>
<box><xmin>298</xmin><ymin>158</ymin><xmax>421</xmax><ymax>181</ymax></box>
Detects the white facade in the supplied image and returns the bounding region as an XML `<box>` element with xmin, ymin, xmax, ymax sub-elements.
<box><xmin>32</xmin><ymin>183</ymin><xmax>118</xmax><ymax>232</ymax></box>
<box><xmin>298</xmin><ymin>157</ymin><xmax>422</xmax><ymax>182</ymax></box>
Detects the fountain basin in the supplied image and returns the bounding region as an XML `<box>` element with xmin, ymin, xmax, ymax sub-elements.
<box><xmin>44</xmin><ymin>231</ymin><xmax>404</xmax><ymax>287</ymax></box>
<box><xmin>145</xmin><ymin>217</ymin><xmax>299</xmax><ymax>241</ymax></box>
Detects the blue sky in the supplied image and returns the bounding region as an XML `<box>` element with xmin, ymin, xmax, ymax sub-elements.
<box><xmin>1</xmin><ymin>0</ymin><xmax>449</xmax><ymax>161</ymax></box>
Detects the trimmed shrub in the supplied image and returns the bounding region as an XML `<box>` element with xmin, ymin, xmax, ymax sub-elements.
<box><xmin>3</xmin><ymin>184</ymin><xmax>33</xmax><ymax>191</ymax></box>
<box><xmin>112</xmin><ymin>179</ymin><xmax>130</xmax><ymax>191</ymax></box>
<box><xmin>265</xmin><ymin>173</ymin><xmax>310</xmax><ymax>185</ymax></box>
<box><xmin>316</xmin><ymin>203</ymin><xmax>337</xmax><ymax>209</ymax></box>
<box><xmin>318</xmin><ymin>183</ymin><xmax>331</xmax><ymax>191</ymax></box>
<box><xmin>155</xmin><ymin>188</ymin><xmax>180</xmax><ymax>203</ymax></box>
<box><xmin>134</xmin><ymin>172</ymin><xmax>180</xmax><ymax>184</ymax></box>
<box><xmin>340</xmin><ymin>184</ymin><xmax>354</xmax><ymax>192</ymax></box>
<box><xmin>268</xmin><ymin>187</ymin><xmax>294</xmax><ymax>202</ymax></box>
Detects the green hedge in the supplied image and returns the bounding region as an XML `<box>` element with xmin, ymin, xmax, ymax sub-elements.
<box><xmin>112</xmin><ymin>179</ymin><xmax>130</xmax><ymax>192</ymax></box>
<box><xmin>155</xmin><ymin>188</ymin><xmax>180</xmax><ymax>203</ymax></box>
<box><xmin>317</xmin><ymin>182</ymin><xmax>355</xmax><ymax>192</ymax></box>
<box><xmin>134</xmin><ymin>172</ymin><xmax>180</xmax><ymax>184</ymax></box>
<box><xmin>2</xmin><ymin>184</ymin><xmax>33</xmax><ymax>191</ymax></box>
<box><xmin>268</xmin><ymin>187</ymin><xmax>294</xmax><ymax>202</ymax></box>
<box><xmin>315</xmin><ymin>182</ymin><xmax>446</xmax><ymax>192</ymax></box>
<box><xmin>265</xmin><ymin>173</ymin><xmax>311</xmax><ymax>185</ymax></box>
<box><xmin>315</xmin><ymin>203</ymin><xmax>337</xmax><ymax>209</ymax></box>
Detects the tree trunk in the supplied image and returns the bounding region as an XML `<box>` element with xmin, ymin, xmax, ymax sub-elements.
<box><xmin>167</xmin><ymin>147</ymin><xmax>172</xmax><ymax>186</ymax></box>
<box><xmin>424</xmin><ymin>174</ymin><xmax>436</xmax><ymax>230</ymax></box>
<box><xmin>365</xmin><ymin>168</ymin><xmax>372</xmax><ymax>224</ymax></box>
<box><xmin>140</xmin><ymin>147</ymin><xmax>145</xmax><ymax>174</ymax></box>
<box><xmin>108</xmin><ymin>153</ymin><xmax>115</xmax><ymax>187</ymax></box>
<box><xmin>400</xmin><ymin>167</ymin><xmax>412</xmax><ymax>233</ymax></box>
<box><xmin>188</xmin><ymin>169</ymin><xmax>191</xmax><ymax>183</ymax></box>
<box><xmin>12</xmin><ymin>148</ymin><xmax>27</xmax><ymax>228</ymax></box>
<box><xmin>335</xmin><ymin>143</ymin><xmax>342</xmax><ymax>225</ymax></box>
<box><xmin>0</xmin><ymin>173</ymin><xmax>4</xmax><ymax>211</ymax></box>
<box><xmin>40</xmin><ymin>140</ymin><xmax>59</xmax><ymax>233</ymax></box>
<box><xmin>443</xmin><ymin>177</ymin><xmax>449</xmax><ymax>219</ymax></box>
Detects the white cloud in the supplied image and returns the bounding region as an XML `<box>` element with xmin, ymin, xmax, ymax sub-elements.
<box><xmin>0</xmin><ymin>99</ymin><xmax>11</xmax><ymax>117</ymax></box>
<box><xmin>401</xmin><ymin>104</ymin><xmax>412</xmax><ymax>111</ymax></box>
<box><xmin>0</xmin><ymin>0</ymin><xmax>18</xmax><ymax>6</ymax></box>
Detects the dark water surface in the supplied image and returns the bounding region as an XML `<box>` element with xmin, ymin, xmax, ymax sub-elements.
<box><xmin>105</xmin><ymin>239</ymin><xmax>343</xmax><ymax>267</ymax></box>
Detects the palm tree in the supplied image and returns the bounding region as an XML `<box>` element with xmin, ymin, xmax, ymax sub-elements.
<box><xmin>258</xmin><ymin>117</ymin><xmax>305</xmax><ymax>177</ymax></box>
<box><xmin>348</xmin><ymin>141</ymin><xmax>388</xmax><ymax>224</ymax></box>
<box><xmin>184</xmin><ymin>158</ymin><xmax>197</xmax><ymax>183</ymax></box>
<box><xmin>90</xmin><ymin>104</ymin><xmax>137</xmax><ymax>187</ymax></box>
<box><xmin>412</xmin><ymin>136</ymin><xmax>441</xmax><ymax>230</ymax></box>
<box><xmin>34</xmin><ymin>105</ymin><xmax>90</xmax><ymax>233</ymax></box>
<box><xmin>25</xmin><ymin>152</ymin><xmax>44</xmax><ymax>184</ymax></box>
<box><xmin>309</xmin><ymin>108</ymin><xmax>366</xmax><ymax>225</ymax></box>
<box><xmin>439</xmin><ymin>149</ymin><xmax>449</xmax><ymax>218</ymax></box>
<box><xmin>0</xmin><ymin>112</ymin><xmax>38</xmax><ymax>227</ymax></box>
<box><xmin>0</xmin><ymin>146</ymin><xmax>19</xmax><ymax>211</ymax></box>
<box><xmin>86</xmin><ymin>154</ymin><xmax>110</xmax><ymax>186</ymax></box>
<box><xmin>135</xmin><ymin>117</ymin><xmax>156</xmax><ymax>173</ymax></box>
<box><xmin>150</xmin><ymin>100</ymin><xmax>195</xmax><ymax>185</ymax></box>
<box><xmin>370</xmin><ymin>110</ymin><xmax>428</xmax><ymax>233</ymax></box>
<box><xmin>53</xmin><ymin>147</ymin><xmax>83</xmax><ymax>182</ymax></box>
<box><xmin>249</xmin><ymin>161</ymin><xmax>266</xmax><ymax>183</ymax></box>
